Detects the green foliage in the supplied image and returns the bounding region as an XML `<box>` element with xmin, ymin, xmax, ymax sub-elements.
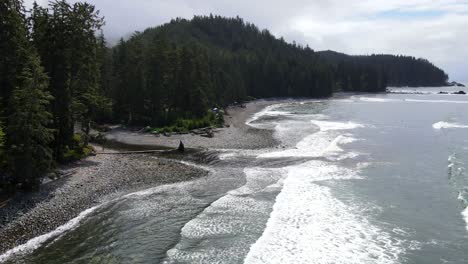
<box><xmin>5</xmin><ymin>53</ymin><xmax>54</xmax><ymax>190</ymax></box>
<box><xmin>318</xmin><ymin>51</ymin><xmax>448</xmax><ymax>88</ymax></box>
<box><xmin>0</xmin><ymin>125</ymin><xmax>5</xmax><ymax>166</ymax></box>
<box><xmin>148</xmin><ymin>111</ymin><xmax>223</xmax><ymax>134</ymax></box>
<box><xmin>31</xmin><ymin>0</ymin><xmax>105</xmax><ymax>161</ymax></box>
<box><xmin>0</xmin><ymin>0</ymin><xmax>55</xmax><ymax>190</ymax></box>
<box><xmin>62</xmin><ymin>134</ymin><xmax>94</xmax><ymax>162</ymax></box>
<box><xmin>0</xmin><ymin>126</ymin><xmax>4</xmax><ymax>148</ymax></box>
<box><xmin>0</xmin><ymin>0</ymin><xmax>31</xmax><ymax>107</ymax></box>
<box><xmin>1</xmin><ymin>0</ymin><xmax>104</xmax><ymax>191</ymax></box>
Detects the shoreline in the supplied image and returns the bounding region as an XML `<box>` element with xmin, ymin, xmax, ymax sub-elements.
<box><xmin>104</xmin><ymin>99</ymin><xmax>281</xmax><ymax>150</ymax></box>
<box><xmin>0</xmin><ymin>152</ymin><xmax>208</xmax><ymax>256</ymax></box>
<box><xmin>0</xmin><ymin>99</ymin><xmax>282</xmax><ymax>257</ymax></box>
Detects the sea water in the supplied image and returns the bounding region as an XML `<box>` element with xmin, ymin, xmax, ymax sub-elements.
<box><xmin>3</xmin><ymin>87</ymin><xmax>468</xmax><ymax>263</ymax></box>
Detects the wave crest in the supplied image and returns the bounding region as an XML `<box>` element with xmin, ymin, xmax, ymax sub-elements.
<box><xmin>433</xmin><ymin>122</ymin><xmax>468</xmax><ymax>130</ymax></box>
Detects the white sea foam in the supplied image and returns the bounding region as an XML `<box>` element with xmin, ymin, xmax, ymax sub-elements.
<box><xmin>216</xmin><ymin>149</ymin><xmax>265</xmax><ymax>160</ymax></box>
<box><xmin>260</xmin><ymin>120</ymin><xmax>363</xmax><ymax>159</ymax></box>
<box><xmin>448</xmin><ymin>154</ymin><xmax>456</xmax><ymax>162</ymax></box>
<box><xmin>357</xmin><ymin>162</ymin><xmax>372</xmax><ymax>170</ymax></box>
<box><xmin>446</xmin><ymin>154</ymin><xmax>468</xmax><ymax>233</ymax></box>
<box><xmin>245</xmin><ymin>101</ymin><xmax>411</xmax><ymax>263</ymax></box>
<box><xmin>433</xmin><ymin>121</ymin><xmax>468</xmax><ymax>130</ymax></box>
<box><xmin>0</xmin><ymin>178</ymin><xmax>208</xmax><ymax>262</ymax></box>
<box><xmin>179</xmin><ymin>168</ymin><xmax>284</xmax><ymax>237</ymax></box>
<box><xmin>164</xmin><ymin>167</ymin><xmax>285</xmax><ymax>263</ymax></box>
<box><xmin>246</xmin><ymin>104</ymin><xmax>290</xmax><ymax>128</ymax></box>
<box><xmin>217</xmin><ymin>151</ymin><xmax>238</xmax><ymax>160</ymax></box>
<box><xmin>458</xmin><ymin>191</ymin><xmax>467</xmax><ymax>204</ymax></box>
<box><xmin>331</xmin><ymin>98</ymin><xmax>355</xmax><ymax>103</ymax></box>
<box><xmin>260</xmin><ymin>133</ymin><xmax>360</xmax><ymax>159</ymax></box>
<box><xmin>463</xmin><ymin>208</ymin><xmax>468</xmax><ymax>232</ymax></box>
<box><xmin>272</xmin><ymin>118</ymin><xmax>325</xmax><ymax>146</ymax></box>
<box><xmin>0</xmin><ymin>164</ymin><xmax>218</xmax><ymax>263</ymax></box>
<box><xmin>0</xmin><ymin>205</ymin><xmax>101</xmax><ymax>263</ymax></box>
<box><xmin>359</xmin><ymin>97</ymin><xmax>398</xmax><ymax>103</ymax></box>
<box><xmin>358</xmin><ymin>97</ymin><xmax>468</xmax><ymax>105</ymax></box>
<box><xmin>405</xmin><ymin>99</ymin><xmax>468</xmax><ymax>104</ymax></box>
<box><xmin>244</xmin><ymin>161</ymin><xmax>403</xmax><ymax>264</ymax></box>
<box><xmin>178</xmin><ymin>160</ymin><xmax>214</xmax><ymax>172</ymax></box>
<box><xmin>309</xmin><ymin>113</ymin><xmax>329</xmax><ymax>119</ymax></box>
<box><xmin>388</xmin><ymin>89</ymin><xmax>434</xmax><ymax>95</ymax></box>
<box><xmin>310</xmin><ymin>120</ymin><xmax>364</xmax><ymax>131</ymax></box>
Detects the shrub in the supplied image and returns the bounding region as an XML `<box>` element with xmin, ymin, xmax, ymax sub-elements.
<box><xmin>146</xmin><ymin>110</ymin><xmax>225</xmax><ymax>134</ymax></box>
<box><xmin>62</xmin><ymin>134</ymin><xmax>94</xmax><ymax>162</ymax></box>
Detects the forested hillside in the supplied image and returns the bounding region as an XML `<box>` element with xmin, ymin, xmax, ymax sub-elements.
<box><xmin>104</xmin><ymin>16</ymin><xmax>449</xmax><ymax>125</ymax></box>
<box><xmin>0</xmin><ymin>1</ymin><xmax>449</xmax><ymax>191</ymax></box>
<box><xmin>107</xmin><ymin>17</ymin><xmax>336</xmax><ymax>125</ymax></box>
<box><xmin>318</xmin><ymin>50</ymin><xmax>448</xmax><ymax>87</ymax></box>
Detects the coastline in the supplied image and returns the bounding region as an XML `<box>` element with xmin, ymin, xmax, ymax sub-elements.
<box><xmin>0</xmin><ymin>99</ymin><xmax>281</xmax><ymax>257</ymax></box>
<box><xmin>0</xmin><ymin>153</ymin><xmax>207</xmax><ymax>256</ymax></box>
<box><xmin>104</xmin><ymin>99</ymin><xmax>281</xmax><ymax>150</ymax></box>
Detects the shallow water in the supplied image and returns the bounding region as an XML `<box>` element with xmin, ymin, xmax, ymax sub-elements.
<box><xmin>3</xmin><ymin>87</ymin><xmax>468</xmax><ymax>263</ymax></box>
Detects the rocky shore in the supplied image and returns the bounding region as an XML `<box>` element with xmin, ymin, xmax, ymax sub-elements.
<box><xmin>0</xmin><ymin>99</ymin><xmax>282</xmax><ymax>257</ymax></box>
<box><xmin>0</xmin><ymin>151</ymin><xmax>208</xmax><ymax>255</ymax></box>
<box><xmin>104</xmin><ymin>99</ymin><xmax>280</xmax><ymax>150</ymax></box>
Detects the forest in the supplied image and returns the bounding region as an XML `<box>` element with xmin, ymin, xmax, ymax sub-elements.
<box><xmin>0</xmin><ymin>0</ymin><xmax>449</xmax><ymax>191</ymax></box>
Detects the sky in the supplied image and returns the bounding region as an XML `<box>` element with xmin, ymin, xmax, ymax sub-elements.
<box><xmin>25</xmin><ymin>0</ymin><xmax>468</xmax><ymax>81</ymax></box>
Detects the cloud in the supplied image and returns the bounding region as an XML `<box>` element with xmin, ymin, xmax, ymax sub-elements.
<box><xmin>24</xmin><ymin>0</ymin><xmax>468</xmax><ymax>81</ymax></box>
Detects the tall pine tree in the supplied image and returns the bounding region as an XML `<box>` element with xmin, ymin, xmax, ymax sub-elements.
<box><xmin>0</xmin><ymin>0</ymin><xmax>54</xmax><ymax>190</ymax></box>
<box><xmin>6</xmin><ymin>54</ymin><xmax>54</xmax><ymax>190</ymax></box>
<box><xmin>31</xmin><ymin>0</ymin><xmax>107</xmax><ymax>158</ymax></box>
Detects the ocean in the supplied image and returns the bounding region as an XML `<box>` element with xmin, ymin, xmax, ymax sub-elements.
<box><xmin>2</xmin><ymin>87</ymin><xmax>468</xmax><ymax>263</ymax></box>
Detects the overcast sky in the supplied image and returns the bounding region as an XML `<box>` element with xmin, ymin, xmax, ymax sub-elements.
<box><xmin>25</xmin><ymin>0</ymin><xmax>468</xmax><ymax>81</ymax></box>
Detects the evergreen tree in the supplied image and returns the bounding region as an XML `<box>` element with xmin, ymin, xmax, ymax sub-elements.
<box><xmin>0</xmin><ymin>0</ymin><xmax>53</xmax><ymax>190</ymax></box>
<box><xmin>0</xmin><ymin>125</ymin><xmax>4</xmax><ymax>159</ymax></box>
<box><xmin>69</xmin><ymin>2</ymin><xmax>108</xmax><ymax>143</ymax></box>
<box><xmin>31</xmin><ymin>0</ymin><xmax>107</xmax><ymax>158</ymax></box>
<box><xmin>0</xmin><ymin>0</ymin><xmax>30</xmax><ymax>116</ymax></box>
<box><xmin>5</xmin><ymin>45</ymin><xmax>54</xmax><ymax>190</ymax></box>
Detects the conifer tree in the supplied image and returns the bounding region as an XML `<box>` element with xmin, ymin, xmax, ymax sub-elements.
<box><xmin>31</xmin><ymin>0</ymin><xmax>107</xmax><ymax>157</ymax></box>
<box><xmin>6</xmin><ymin>53</ymin><xmax>54</xmax><ymax>190</ymax></box>
<box><xmin>0</xmin><ymin>0</ymin><xmax>30</xmax><ymax>115</ymax></box>
<box><xmin>0</xmin><ymin>125</ymin><xmax>4</xmax><ymax>158</ymax></box>
<box><xmin>69</xmin><ymin>2</ymin><xmax>108</xmax><ymax>143</ymax></box>
<box><xmin>0</xmin><ymin>0</ymin><xmax>54</xmax><ymax>189</ymax></box>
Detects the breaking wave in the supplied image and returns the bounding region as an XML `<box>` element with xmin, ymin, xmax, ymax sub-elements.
<box><xmin>259</xmin><ymin>120</ymin><xmax>363</xmax><ymax>159</ymax></box>
<box><xmin>245</xmin><ymin>104</ymin><xmax>407</xmax><ymax>263</ymax></box>
<box><xmin>433</xmin><ymin>122</ymin><xmax>468</xmax><ymax>130</ymax></box>
<box><xmin>244</xmin><ymin>161</ymin><xmax>404</xmax><ymax>264</ymax></box>
<box><xmin>447</xmin><ymin>154</ymin><xmax>468</xmax><ymax>233</ymax></box>
<box><xmin>0</xmin><ymin>205</ymin><xmax>102</xmax><ymax>263</ymax></box>
<box><xmin>358</xmin><ymin>97</ymin><xmax>468</xmax><ymax>105</ymax></box>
